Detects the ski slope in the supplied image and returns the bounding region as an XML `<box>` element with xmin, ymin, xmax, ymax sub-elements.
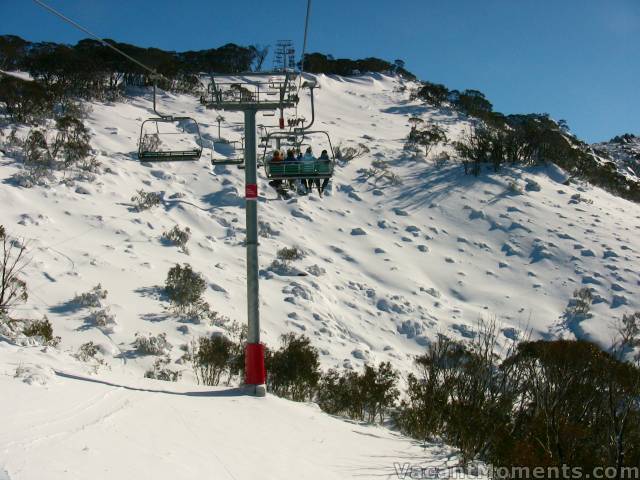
<box><xmin>2</xmin><ymin>341</ymin><xmax>477</xmax><ymax>480</ymax></box>
<box><xmin>1</xmin><ymin>73</ymin><xmax>639</xmax><ymax>478</ymax></box>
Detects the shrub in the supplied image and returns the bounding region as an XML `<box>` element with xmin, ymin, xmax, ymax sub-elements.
<box><xmin>266</xmin><ymin>333</ymin><xmax>320</xmax><ymax>401</ymax></box>
<box><xmin>131</xmin><ymin>189</ymin><xmax>162</xmax><ymax>211</ymax></box>
<box><xmin>276</xmin><ymin>246</ymin><xmax>305</xmax><ymax>262</ymax></box>
<box><xmin>492</xmin><ymin>340</ymin><xmax>640</xmax><ymax>469</ymax></box>
<box><xmin>317</xmin><ymin>369</ymin><xmax>361</xmax><ymax>417</ymax></box>
<box><xmin>165</xmin><ymin>263</ymin><xmax>207</xmax><ymax>314</ymax></box>
<box><xmin>23</xmin><ymin>129</ymin><xmax>52</xmax><ymax>182</ymax></box>
<box><xmin>433</xmin><ymin>151</ymin><xmax>450</xmax><ymax>168</ymax></box>
<box><xmin>133</xmin><ymin>332</ymin><xmax>172</xmax><ymax>356</ymax></box>
<box><xmin>145</xmin><ymin>357</ymin><xmax>181</xmax><ymax>382</ymax></box>
<box><xmin>0</xmin><ymin>225</ymin><xmax>29</xmax><ymax>314</ymax></box>
<box><xmin>0</xmin><ymin>75</ymin><xmax>53</xmax><ymax>123</ymax></box>
<box><xmin>360</xmin><ymin>166</ymin><xmax>402</xmax><ymax>186</ymax></box>
<box><xmin>411</xmin><ymin>81</ymin><xmax>450</xmax><ymax>106</ymax></box>
<box><xmin>615</xmin><ymin>312</ymin><xmax>640</xmax><ymax>357</ymax></box>
<box><xmin>318</xmin><ymin>361</ymin><xmax>399</xmax><ymax>423</ymax></box>
<box><xmin>568</xmin><ymin>287</ymin><xmax>593</xmax><ymax>316</ymax></box>
<box><xmin>52</xmin><ymin>115</ymin><xmax>92</xmax><ymax>172</ymax></box>
<box><xmin>192</xmin><ymin>334</ymin><xmax>233</xmax><ymax>386</ymax></box>
<box><xmin>23</xmin><ymin>317</ymin><xmax>60</xmax><ymax>347</ymax></box>
<box><xmin>396</xmin><ymin>321</ymin><xmax>515</xmax><ymax>465</ymax></box>
<box><xmin>409</xmin><ymin>124</ymin><xmax>448</xmax><ymax>158</ymax></box>
<box><xmin>75</xmin><ymin>341</ymin><xmax>99</xmax><ymax>362</ymax></box>
<box><xmin>394</xmin><ymin>321</ymin><xmax>640</xmax><ymax>471</ymax></box>
<box><xmin>73</xmin><ymin>283</ymin><xmax>108</xmax><ymax>308</ymax></box>
<box><xmin>87</xmin><ymin>307</ymin><xmax>117</xmax><ymax>333</ymax></box>
<box><xmin>335</xmin><ymin>143</ymin><xmax>369</xmax><ymax>162</ymax></box>
<box><xmin>162</xmin><ymin>225</ymin><xmax>191</xmax><ymax>254</ymax></box>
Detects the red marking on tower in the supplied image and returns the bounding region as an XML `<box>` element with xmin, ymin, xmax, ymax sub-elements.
<box><xmin>245</xmin><ymin>343</ymin><xmax>266</xmax><ymax>385</ymax></box>
<box><xmin>246</xmin><ymin>183</ymin><xmax>258</xmax><ymax>200</ymax></box>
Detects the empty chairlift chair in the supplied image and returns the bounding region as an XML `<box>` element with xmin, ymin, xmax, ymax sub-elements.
<box><xmin>137</xmin><ymin>83</ymin><xmax>203</xmax><ymax>162</ymax></box>
<box><xmin>138</xmin><ymin>116</ymin><xmax>203</xmax><ymax>161</ymax></box>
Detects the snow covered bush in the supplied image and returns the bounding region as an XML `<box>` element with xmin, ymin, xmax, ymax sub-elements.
<box><xmin>360</xmin><ymin>162</ymin><xmax>403</xmax><ymax>186</ymax></box>
<box><xmin>165</xmin><ymin>263</ymin><xmax>205</xmax><ymax>306</ymax></box>
<box><xmin>73</xmin><ymin>283</ymin><xmax>108</xmax><ymax>308</ymax></box>
<box><xmin>75</xmin><ymin>341</ymin><xmax>99</xmax><ymax>362</ymax></box>
<box><xmin>0</xmin><ymin>225</ymin><xmax>29</xmax><ymax>314</ymax></box>
<box><xmin>22</xmin><ymin>317</ymin><xmax>60</xmax><ymax>347</ymax></box>
<box><xmin>16</xmin><ymin>115</ymin><xmax>92</xmax><ymax>184</ymax></box>
<box><xmin>145</xmin><ymin>357</ymin><xmax>181</xmax><ymax>382</ymax></box>
<box><xmin>87</xmin><ymin>307</ymin><xmax>117</xmax><ymax>333</ymax></box>
<box><xmin>276</xmin><ymin>246</ymin><xmax>306</xmax><ymax>262</ymax></box>
<box><xmin>162</xmin><ymin>225</ymin><xmax>191</xmax><ymax>254</ymax></box>
<box><xmin>131</xmin><ymin>189</ymin><xmax>162</xmax><ymax>211</ymax></box>
<box><xmin>266</xmin><ymin>333</ymin><xmax>320</xmax><ymax>402</ymax></box>
<box><xmin>165</xmin><ymin>263</ymin><xmax>208</xmax><ymax>318</ymax></box>
<box><xmin>74</xmin><ymin>341</ymin><xmax>107</xmax><ymax>371</ymax></box>
<box><xmin>566</xmin><ymin>287</ymin><xmax>593</xmax><ymax>316</ymax></box>
<box><xmin>133</xmin><ymin>332</ymin><xmax>172</xmax><ymax>356</ymax></box>
<box><xmin>335</xmin><ymin>143</ymin><xmax>369</xmax><ymax>163</ymax></box>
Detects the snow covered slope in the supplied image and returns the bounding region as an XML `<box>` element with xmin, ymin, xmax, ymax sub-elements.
<box><xmin>2</xmin><ymin>74</ymin><xmax>639</xmax><ymax>374</ymax></box>
<box><xmin>1</xmin><ymin>72</ymin><xmax>639</xmax><ymax>479</ymax></box>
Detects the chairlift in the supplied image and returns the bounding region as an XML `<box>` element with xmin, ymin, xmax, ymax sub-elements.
<box><xmin>261</xmin><ymin>130</ymin><xmax>335</xmax><ymax>181</ymax></box>
<box><xmin>211</xmin><ymin>138</ymin><xmax>245</xmax><ymax>167</ymax></box>
<box><xmin>138</xmin><ymin>83</ymin><xmax>202</xmax><ymax>162</ymax></box>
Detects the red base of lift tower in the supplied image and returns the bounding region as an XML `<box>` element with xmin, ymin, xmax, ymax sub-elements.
<box><xmin>245</xmin><ymin>343</ymin><xmax>266</xmax><ymax>385</ymax></box>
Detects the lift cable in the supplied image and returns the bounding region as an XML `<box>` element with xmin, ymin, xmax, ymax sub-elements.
<box><xmin>294</xmin><ymin>0</ymin><xmax>312</xmax><ymax>124</ymax></box>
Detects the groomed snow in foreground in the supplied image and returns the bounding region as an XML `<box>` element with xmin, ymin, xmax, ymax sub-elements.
<box><xmin>2</xmin><ymin>341</ymin><xmax>482</xmax><ymax>480</ymax></box>
<box><xmin>1</xmin><ymin>73</ymin><xmax>639</xmax><ymax>478</ymax></box>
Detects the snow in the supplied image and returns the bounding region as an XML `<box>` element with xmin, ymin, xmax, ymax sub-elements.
<box><xmin>1</xmin><ymin>343</ymin><xmax>474</xmax><ymax>480</ymax></box>
<box><xmin>1</xmin><ymin>72</ymin><xmax>639</xmax><ymax>478</ymax></box>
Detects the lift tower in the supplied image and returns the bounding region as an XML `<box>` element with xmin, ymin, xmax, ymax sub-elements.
<box><xmin>201</xmin><ymin>73</ymin><xmax>299</xmax><ymax>396</ymax></box>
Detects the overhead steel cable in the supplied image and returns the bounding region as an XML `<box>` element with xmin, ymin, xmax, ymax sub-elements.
<box><xmin>31</xmin><ymin>0</ymin><xmax>163</xmax><ymax>80</ymax></box>
<box><xmin>300</xmin><ymin>0</ymin><xmax>312</xmax><ymax>75</ymax></box>
<box><xmin>294</xmin><ymin>0</ymin><xmax>312</xmax><ymax>122</ymax></box>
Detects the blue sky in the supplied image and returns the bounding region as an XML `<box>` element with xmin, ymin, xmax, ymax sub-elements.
<box><xmin>2</xmin><ymin>0</ymin><xmax>639</xmax><ymax>143</ymax></box>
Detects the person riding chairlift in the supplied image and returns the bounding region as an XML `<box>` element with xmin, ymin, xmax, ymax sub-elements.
<box><xmin>284</xmin><ymin>149</ymin><xmax>301</xmax><ymax>191</ymax></box>
<box><xmin>301</xmin><ymin>147</ymin><xmax>316</xmax><ymax>193</ymax></box>
<box><xmin>285</xmin><ymin>149</ymin><xmax>296</xmax><ymax>162</ymax></box>
<box><xmin>313</xmin><ymin>149</ymin><xmax>331</xmax><ymax>196</ymax></box>
<box><xmin>268</xmin><ymin>150</ymin><xmax>289</xmax><ymax>200</ymax></box>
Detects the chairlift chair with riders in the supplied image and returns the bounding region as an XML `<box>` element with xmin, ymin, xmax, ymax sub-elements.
<box><xmin>138</xmin><ymin>83</ymin><xmax>203</xmax><ymax>162</ymax></box>
<box><xmin>261</xmin><ymin>79</ymin><xmax>335</xmax><ymax>181</ymax></box>
<box><xmin>261</xmin><ymin>129</ymin><xmax>335</xmax><ymax>181</ymax></box>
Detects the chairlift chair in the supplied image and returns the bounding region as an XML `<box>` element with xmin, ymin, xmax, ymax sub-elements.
<box><xmin>211</xmin><ymin>138</ymin><xmax>245</xmax><ymax>167</ymax></box>
<box><xmin>138</xmin><ymin>116</ymin><xmax>203</xmax><ymax>161</ymax></box>
<box><xmin>261</xmin><ymin>130</ymin><xmax>335</xmax><ymax>181</ymax></box>
<box><xmin>138</xmin><ymin>83</ymin><xmax>203</xmax><ymax>162</ymax></box>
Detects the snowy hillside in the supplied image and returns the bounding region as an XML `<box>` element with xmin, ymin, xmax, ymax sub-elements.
<box><xmin>1</xmin><ymin>73</ymin><xmax>639</xmax><ymax>372</ymax></box>
<box><xmin>1</xmin><ymin>73</ymin><xmax>639</xmax><ymax>478</ymax></box>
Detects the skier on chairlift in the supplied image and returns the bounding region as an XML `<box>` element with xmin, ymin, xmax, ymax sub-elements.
<box><xmin>302</xmin><ymin>146</ymin><xmax>316</xmax><ymax>193</ymax></box>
